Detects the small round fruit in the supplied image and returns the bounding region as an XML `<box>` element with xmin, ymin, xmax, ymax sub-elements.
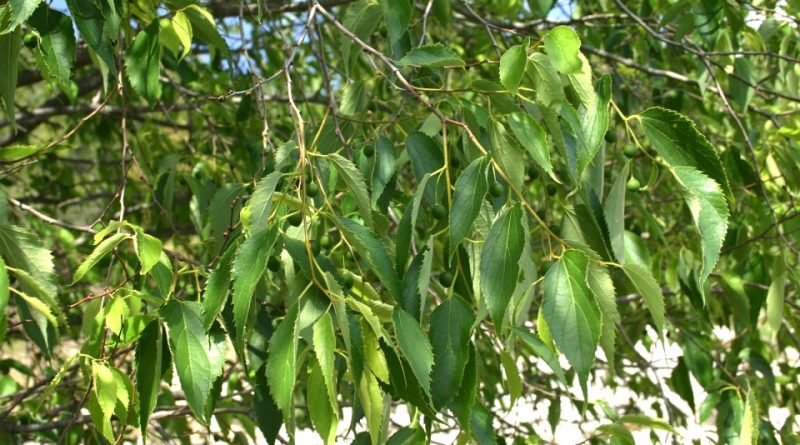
<box><xmin>320</xmin><ymin>234</ymin><xmax>333</xmax><ymax>249</ymax></box>
<box><xmin>432</xmin><ymin>204</ymin><xmax>447</xmax><ymax>220</ymax></box>
<box><xmin>548</xmin><ymin>224</ymin><xmax>560</xmax><ymax>235</ymax></box>
<box><xmin>623</xmin><ymin>145</ymin><xmax>638</xmax><ymax>158</ymax></box>
<box><xmin>310</xmin><ymin>240</ymin><xmax>321</xmax><ymax>256</ymax></box>
<box><xmin>604</xmin><ymin>130</ymin><xmax>617</xmax><ymax>143</ymax></box>
<box><xmin>288</xmin><ymin>212</ymin><xmax>303</xmax><ymax>226</ymax></box>
<box><xmin>489</xmin><ymin>182</ymin><xmax>503</xmax><ymax>198</ymax></box>
<box><xmin>546</xmin><ymin>184</ymin><xmax>558</xmax><ymax>196</ymax></box>
<box><xmin>363</xmin><ymin>145</ymin><xmax>375</xmax><ymax>157</ymax></box>
<box><xmin>626</xmin><ymin>177</ymin><xmax>641</xmax><ymax>191</ymax></box>
<box><xmin>23</xmin><ymin>33</ymin><xmax>37</xmax><ymax>49</ymax></box>
<box><xmin>306</xmin><ymin>182</ymin><xmax>319</xmax><ymax>197</ymax></box>
<box><xmin>527</xmin><ymin>166</ymin><xmax>540</xmax><ymax>181</ymax></box>
<box><xmin>450</xmin><ymin>157</ymin><xmax>461</xmax><ymax>169</ymax></box>
<box><xmin>267</xmin><ymin>256</ymin><xmax>281</xmax><ymax>272</ymax></box>
<box><xmin>339</xmin><ymin>270</ymin><xmax>354</xmax><ymax>289</ymax></box>
<box><xmin>439</xmin><ymin>271</ymin><xmax>455</xmax><ymax>288</ymax></box>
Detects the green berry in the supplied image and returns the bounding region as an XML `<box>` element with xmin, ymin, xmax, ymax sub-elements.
<box><xmin>527</xmin><ymin>166</ymin><xmax>540</xmax><ymax>181</ymax></box>
<box><xmin>306</xmin><ymin>182</ymin><xmax>319</xmax><ymax>197</ymax></box>
<box><xmin>439</xmin><ymin>271</ymin><xmax>455</xmax><ymax>288</ymax></box>
<box><xmin>450</xmin><ymin>157</ymin><xmax>461</xmax><ymax>169</ymax></box>
<box><xmin>546</xmin><ymin>184</ymin><xmax>558</xmax><ymax>196</ymax></box>
<box><xmin>310</xmin><ymin>240</ymin><xmax>321</xmax><ymax>256</ymax></box>
<box><xmin>548</xmin><ymin>224</ymin><xmax>560</xmax><ymax>235</ymax></box>
<box><xmin>627</xmin><ymin>177</ymin><xmax>641</xmax><ymax>191</ymax></box>
<box><xmin>489</xmin><ymin>181</ymin><xmax>503</xmax><ymax>198</ymax></box>
<box><xmin>320</xmin><ymin>234</ymin><xmax>333</xmax><ymax>249</ymax></box>
<box><xmin>267</xmin><ymin>256</ymin><xmax>281</xmax><ymax>272</ymax></box>
<box><xmin>363</xmin><ymin>145</ymin><xmax>374</xmax><ymax>157</ymax></box>
<box><xmin>288</xmin><ymin>212</ymin><xmax>303</xmax><ymax>226</ymax></box>
<box><xmin>604</xmin><ymin>130</ymin><xmax>617</xmax><ymax>143</ymax></box>
<box><xmin>623</xmin><ymin>145</ymin><xmax>638</xmax><ymax>158</ymax></box>
<box><xmin>339</xmin><ymin>270</ymin><xmax>354</xmax><ymax>289</ymax></box>
<box><xmin>432</xmin><ymin>204</ymin><xmax>447</xmax><ymax>220</ymax></box>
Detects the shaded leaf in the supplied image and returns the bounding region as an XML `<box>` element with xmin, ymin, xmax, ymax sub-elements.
<box><xmin>480</xmin><ymin>204</ymin><xmax>524</xmax><ymax>327</ymax></box>
<box><xmin>429</xmin><ymin>297</ymin><xmax>474</xmax><ymax>408</ymax></box>
<box><xmin>393</xmin><ymin>308</ymin><xmax>434</xmax><ymax>396</ymax></box>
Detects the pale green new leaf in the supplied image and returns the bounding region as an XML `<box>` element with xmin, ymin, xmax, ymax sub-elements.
<box><xmin>542</xmin><ymin>249</ymin><xmax>600</xmax><ymax>397</ymax></box>
<box><xmin>740</xmin><ymin>388</ymin><xmax>759</xmax><ymax>445</ymax></box>
<box><xmin>449</xmin><ymin>157</ymin><xmax>489</xmax><ymax>254</ymax></box>
<box><xmin>393</xmin><ymin>308</ymin><xmax>434</xmax><ymax>396</ymax></box>
<box><xmin>125</xmin><ymin>21</ymin><xmax>161</xmax><ymax>105</ymax></box>
<box><xmin>328</xmin><ymin>153</ymin><xmax>373</xmax><ymax>226</ymax></box>
<box><xmin>499</xmin><ymin>43</ymin><xmax>527</xmax><ymax>94</ymax></box>
<box><xmin>0</xmin><ymin>28</ymin><xmax>21</xmax><ymax>131</ymax></box>
<box><xmin>247</xmin><ymin>170</ymin><xmax>282</xmax><ymax>234</ymax></box>
<box><xmin>480</xmin><ymin>204</ymin><xmax>524</xmax><ymax>327</ymax></box>
<box><xmin>172</xmin><ymin>11</ymin><xmax>192</xmax><ymax>60</ymax></box>
<box><xmin>429</xmin><ymin>297</ymin><xmax>474</xmax><ymax>408</ymax></box>
<box><xmin>543</xmin><ymin>25</ymin><xmax>582</xmax><ymax>74</ymax></box>
<box><xmin>72</xmin><ymin>232</ymin><xmax>129</xmax><ymax>284</ymax></box>
<box><xmin>672</xmin><ymin>166</ymin><xmax>729</xmax><ymax>294</ymax></box>
<box><xmin>135</xmin><ymin>230</ymin><xmax>162</xmax><ymax>275</ymax></box>
<box><xmin>182</xmin><ymin>5</ymin><xmax>229</xmax><ymax>56</ymax></box>
<box><xmin>587</xmin><ymin>262</ymin><xmax>619</xmax><ymax>368</ymax></box>
<box><xmin>313</xmin><ymin>311</ymin><xmax>338</xmax><ymax>410</ymax></box>
<box><xmin>623</xmin><ymin>263</ymin><xmax>665</xmax><ymax>335</ymax></box>
<box><xmin>232</xmin><ymin>225</ymin><xmax>279</xmax><ymax>355</ymax></box>
<box><xmin>267</xmin><ymin>303</ymin><xmax>299</xmax><ymax>420</ymax></box>
<box><xmin>398</xmin><ymin>44</ymin><xmax>464</xmax><ymax>67</ymax></box>
<box><xmin>766</xmin><ymin>269</ymin><xmax>786</xmax><ymax>338</ymax></box>
<box><xmin>507</xmin><ymin>112</ymin><xmax>556</xmax><ymax>180</ymax></box>
<box><xmin>92</xmin><ymin>362</ymin><xmax>117</xmax><ymax>420</ymax></box>
<box><xmin>160</xmin><ymin>300</ymin><xmax>213</xmax><ymax>424</ymax></box>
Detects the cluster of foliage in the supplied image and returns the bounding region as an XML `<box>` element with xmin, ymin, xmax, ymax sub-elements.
<box><xmin>1</xmin><ymin>0</ymin><xmax>799</xmax><ymax>443</ymax></box>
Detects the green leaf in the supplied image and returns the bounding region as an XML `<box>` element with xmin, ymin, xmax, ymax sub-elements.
<box><xmin>587</xmin><ymin>262</ymin><xmax>619</xmax><ymax>368</ymax></box>
<box><xmin>29</xmin><ymin>5</ymin><xmax>76</xmax><ymax>85</ymax></box>
<box><xmin>337</xmin><ymin>217</ymin><xmax>401</xmax><ymax>299</ymax></box>
<box><xmin>766</xmin><ymin>269</ymin><xmax>786</xmax><ymax>338</ymax></box>
<box><xmin>604</xmin><ymin>164</ymin><xmax>628</xmax><ymax>263</ymax></box>
<box><xmin>398</xmin><ymin>44</ymin><xmax>464</xmax><ymax>67</ymax></box>
<box><xmin>340</xmin><ymin>0</ymin><xmax>382</xmax><ymax>74</ymax></box>
<box><xmin>182</xmin><ymin>5</ymin><xmax>229</xmax><ymax>57</ymax></box>
<box><xmin>135</xmin><ymin>230</ymin><xmax>162</xmax><ymax>275</ymax></box>
<box><xmin>449</xmin><ymin>157</ymin><xmax>489</xmax><ymax>253</ymax></box>
<box><xmin>9</xmin><ymin>0</ymin><xmax>42</xmax><ymax>31</ymax></box>
<box><xmin>160</xmin><ymin>300</ymin><xmax>213</xmax><ymax>423</ymax></box>
<box><xmin>542</xmin><ymin>249</ymin><xmax>601</xmax><ymax>398</ymax></box>
<box><xmin>579</xmin><ymin>75</ymin><xmax>611</xmax><ymax>167</ymax></box>
<box><xmin>0</xmin><ymin>224</ymin><xmax>57</xmax><ymax>302</ymax></box>
<box><xmin>380</xmin><ymin>0</ymin><xmax>411</xmax><ymax>44</ymax></box>
<box><xmin>488</xmin><ymin>121</ymin><xmax>526</xmax><ymax>191</ymax></box>
<box><xmin>266</xmin><ymin>303</ymin><xmax>299</xmax><ymax>421</ymax></box>
<box><xmin>0</xmin><ymin>28</ymin><xmax>21</xmax><ymax>131</ymax></box>
<box><xmin>136</xmin><ymin>320</ymin><xmax>163</xmax><ymax>438</ymax></box>
<box><xmin>740</xmin><ymin>388</ymin><xmax>759</xmax><ymax>445</ymax></box>
<box><xmin>172</xmin><ymin>11</ymin><xmax>192</xmax><ymax>60</ymax></box>
<box><xmin>125</xmin><ymin>21</ymin><xmax>161</xmax><ymax>106</ymax></box>
<box><xmin>0</xmin><ymin>144</ymin><xmax>52</xmax><ymax>162</ymax></box>
<box><xmin>386</xmin><ymin>427</ymin><xmax>425</xmax><ymax>445</ymax></box>
<box><xmin>639</xmin><ymin>107</ymin><xmax>731</xmax><ymax>198</ymax></box>
<box><xmin>529</xmin><ymin>52</ymin><xmax>565</xmax><ymax>106</ymax></box>
<box><xmin>507</xmin><ymin>112</ymin><xmax>556</xmax><ymax>180</ymax></box>
<box><xmin>202</xmin><ymin>246</ymin><xmax>234</xmax><ymax>329</ymax></box>
<box><xmin>499</xmin><ymin>43</ymin><xmax>527</xmax><ymax>94</ymax></box>
<box><xmin>672</xmin><ymin>166</ymin><xmax>730</xmax><ymax>294</ymax></box>
<box><xmin>72</xmin><ymin>232</ymin><xmax>129</xmax><ymax>284</ymax></box>
<box><xmin>622</xmin><ymin>263</ymin><xmax>665</xmax><ymax>335</ymax></box>
<box><xmin>66</xmin><ymin>0</ymin><xmax>115</xmax><ymax>75</ymax></box>
<box><xmin>232</xmin><ymin>225</ymin><xmax>279</xmax><ymax>356</ymax></box>
<box><xmin>393</xmin><ymin>308</ymin><xmax>434</xmax><ymax>396</ymax></box>
<box><xmin>480</xmin><ymin>204</ymin><xmax>524</xmax><ymax>327</ymax></box>
<box><xmin>92</xmin><ymin>362</ymin><xmax>117</xmax><ymax>420</ymax></box>
<box><xmin>512</xmin><ymin>328</ymin><xmax>566</xmax><ymax>385</ymax></box>
<box><xmin>312</xmin><ymin>310</ymin><xmax>337</xmax><ymax>411</ymax></box>
<box><xmin>247</xmin><ymin>171</ymin><xmax>282</xmax><ymax>234</ymax></box>
<box><xmin>307</xmin><ymin>361</ymin><xmax>338</xmax><ymax>445</ymax></box>
<box><xmin>543</xmin><ymin>25</ymin><xmax>582</xmax><ymax>74</ymax></box>
<box><xmin>328</xmin><ymin>153</ymin><xmax>373</xmax><ymax>226</ymax></box>
<box><xmin>500</xmin><ymin>351</ymin><xmax>522</xmax><ymax>403</ymax></box>
<box><xmin>429</xmin><ymin>297</ymin><xmax>474</xmax><ymax>408</ymax></box>
<box><xmin>0</xmin><ymin>257</ymin><xmax>8</xmax><ymax>336</ymax></box>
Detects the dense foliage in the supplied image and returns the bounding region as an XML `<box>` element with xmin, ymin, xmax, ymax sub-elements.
<box><xmin>1</xmin><ymin>0</ymin><xmax>799</xmax><ymax>443</ymax></box>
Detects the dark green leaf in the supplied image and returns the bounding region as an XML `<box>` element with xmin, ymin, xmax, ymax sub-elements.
<box><xmin>393</xmin><ymin>308</ymin><xmax>434</xmax><ymax>396</ymax></box>
<box><xmin>507</xmin><ymin>112</ymin><xmax>556</xmax><ymax>180</ymax></box>
<box><xmin>449</xmin><ymin>156</ymin><xmax>489</xmax><ymax>253</ymax></box>
<box><xmin>9</xmin><ymin>0</ymin><xmax>42</xmax><ymax>30</ymax></box>
<box><xmin>398</xmin><ymin>44</ymin><xmax>464</xmax><ymax>67</ymax></box>
<box><xmin>480</xmin><ymin>204</ymin><xmax>524</xmax><ymax>327</ymax></box>
<box><xmin>266</xmin><ymin>303</ymin><xmax>299</xmax><ymax>420</ymax></box>
<box><xmin>66</xmin><ymin>0</ymin><xmax>115</xmax><ymax>75</ymax></box>
<box><xmin>381</xmin><ymin>0</ymin><xmax>411</xmax><ymax>44</ymax></box>
<box><xmin>429</xmin><ymin>297</ymin><xmax>474</xmax><ymax>408</ymax></box>
<box><xmin>622</xmin><ymin>263</ymin><xmax>665</xmax><ymax>335</ymax></box>
<box><xmin>29</xmin><ymin>5</ymin><xmax>76</xmax><ymax>85</ymax></box>
<box><xmin>125</xmin><ymin>21</ymin><xmax>161</xmax><ymax>105</ymax></box>
<box><xmin>136</xmin><ymin>319</ymin><xmax>163</xmax><ymax>438</ymax></box>
<box><xmin>0</xmin><ymin>28</ymin><xmax>21</xmax><ymax>131</ymax></box>
<box><xmin>248</xmin><ymin>171</ymin><xmax>282</xmax><ymax>234</ymax></box>
<box><xmin>328</xmin><ymin>153</ymin><xmax>373</xmax><ymax>226</ymax></box>
<box><xmin>337</xmin><ymin>217</ymin><xmax>401</xmax><ymax>299</ymax></box>
<box><xmin>499</xmin><ymin>43</ymin><xmax>527</xmax><ymax>94</ymax></box>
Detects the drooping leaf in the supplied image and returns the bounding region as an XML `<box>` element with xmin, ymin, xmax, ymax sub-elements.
<box><xmin>587</xmin><ymin>262</ymin><xmax>619</xmax><ymax>368</ymax></box>
<box><xmin>393</xmin><ymin>308</ymin><xmax>434</xmax><ymax>396</ymax></box>
<box><xmin>622</xmin><ymin>263</ymin><xmax>665</xmax><ymax>335</ymax></box>
<box><xmin>312</xmin><ymin>310</ymin><xmax>337</xmax><ymax>411</ymax></box>
<box><xmin>125</xmin><ymin>21</ymin><xmax>161</xmax><ymax>105</ymax></box>
<box><xmin>135</xmin><ymin>229</ymin><xmax>162</xmax><ymax>275</ymax></box>
<box><xmin>499</xmin><ymin>43</ymin><xmax>527</xmax><ymax>94</ymax></box>
<box><xmin>307</xmin><ymin>360</ymin><xmax>338</xmax><ymax>445</ymax></box>
<box><xmin>160</xmin><ymin>300</ymin><xmax>213</xmax><ymax>424</ymax></box>
<box><xmin>337</xmin><ymin>217</ymin><xmax>401</xmax><ymax>299</ymax></box>
<box><xmin>488</xmin><ymin>121</ymin><xmax>525</xmax><ymax>191</ymax></box>
<box><xmin>9</xmin><ymin>0</ymin><xmax>42</xmax><ymax>31</ymax></box>
<box><xmin>604</xmin><ymin>164</ymin><xmax>628</xmax><ymax>263</ymax></box>
<box><xmin>232</xmin><ymin>225</ymin><xmax>279</xmax><ymax>356</ymax></box>
<box><xmin>639</xmin><ymin>107</ymin><xmax>731</xmax><ymax>198</ymax></box>
<box><xmin>398</xmin><ymin>44</ymin><xmax>464</xmax><ymax>67</ymax></box>
<box><xmin>480</xmin><ymin>204</ymin><xmax>524</xmax><ymax>327</ymax></box>
<box><xmin>449</xmin><ymin>157</ymin><xmax>489</xmax><ymax>253</ymax></box>
<box><xmin>512</xmin><ymin>328</ymin><xmax>566</xmax><ymax>385</ymax></box>
<box><xmin>29</xmin><ymin>5</ymin><xmax>76</xmax><ymax>85</ymax></box>
<box><xmin>182</xmin><ymin>5</ymin><xmax>229</xmax><ymax>56</ymax></box>
<box><xmin>202</xmin><ymin>246</ymin><xmax>234</xmax><ymax>329</ymax></box>
<box><xmin>740</xmin><ymin>388</ymin><xmax>759</xmax><ymax>445</ymax></box>
<box><xmin>529</xmin><ymin>52</ymin><xmax>565</xmax><ymax>106</ymax></box>
<box><xmin>429</xmin><ymin>297</ymin><xmax>474</xmax><ymax>408</ymax></box>
<box><xmin>380</xmin><ymin>0</ymin><xmax>411</xmax><ymax>44</ymax></box>
<box><xmin>328</xmin><ymin>153</ymin><xmax>373</xmax><ymax>226</ymax></box>
<box><xmin>507</xmin><ymin>112</ymin><xmax>556</xmax><ymax>180</ymax></box>
<box><xmin>542</xmin><ymin>249</ymin><xmax>601</xmax><ymax>398</ymax></box>
<box><xmin>135</xmin><ymin>319</ymin><xmax>163</xmax><ymax>439</ymax></box>
<box><xmin>0</xmin><ymin>28</ymin><xmax>21</xmax><ymax>131</ymax></box>
<box><xmin>65</xmin><ymin>0</ymin><xmax>115</xmax><ymax>75</ymax></box>
<box><xmin>766</xmin><ymin>267</ymin><xmax>786</xmax><ymax>338</ymax></box>
<box><xmin>91</xmin><ymin>362</ymin><xmax>117</xmax><ymax>420</ymax></box>
<box><xmin>171</xmin><ymin>11</ymin><xmax>192</xmax><ymax>60</ymax></box>
<box><xmin>267</xmin><ymin>303</ymin><xmax>299</xmax><ymax>421</ymax></box>
<box><xmin>671</xmin><ymin>166</ymin><xmax>729</xmax><ymax>295</ymax></box>
<box><xmin>247</xmin><ymin>171</ymin><xmax>282</xmax><ymax>234</ymax></box>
